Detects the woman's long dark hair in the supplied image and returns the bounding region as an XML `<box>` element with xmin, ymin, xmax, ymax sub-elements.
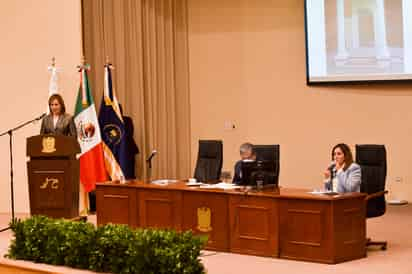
<box><xmin>331</xmin><ymin>143</ymin><xmax>354</xmax><ymax>171</ymax></box>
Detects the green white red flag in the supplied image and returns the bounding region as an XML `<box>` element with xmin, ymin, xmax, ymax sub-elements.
<box><xmin>74</xmin><ymin>65</ymin><xmax>108</xmax><ymax>192</ymax></box>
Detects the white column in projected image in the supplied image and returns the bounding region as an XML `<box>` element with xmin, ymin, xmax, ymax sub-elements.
<box><xmin>374</xmin><ymin>0</ymin><xmax>390</xmax><ymax>60</ymax></box>
<box><xmin>307</xmin><ymin>0</ymin><xmax>327</xmax><ymax>76</ymax></box>
<box><xmin>335</xmin><ymin>0</ymin><xmax>348</xmax><ymax>61</ymax></box>
<box><xmin>403</xmin><ymin>0</ymin><xmax>412</xmax><ymax>73</ymax></box>
<box><xmin>351</xmin><ymin>11</ymin><xmax>360</xmax><ymax>49</ymax></box>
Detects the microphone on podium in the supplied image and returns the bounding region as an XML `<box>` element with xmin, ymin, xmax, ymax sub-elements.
<box><xmin>36</xmin><ymin>113</ymin><xmax>47</xmax><ymax>121</ymax></box>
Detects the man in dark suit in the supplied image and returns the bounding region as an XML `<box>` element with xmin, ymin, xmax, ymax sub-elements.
<box><xmin>232</xmin><ymin>142</ymin><xmax>256</xmax><ymax>184</ymax></box>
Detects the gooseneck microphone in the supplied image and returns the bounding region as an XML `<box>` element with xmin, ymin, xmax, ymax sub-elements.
<box><xmin>146</xmin><ymin>150</ymin><xmax>157</xmax><ymax>162</ymax></box>
<box><xmin>327</xmin><ymin>161</ymin><xmax>336</xmax><ymax>191</ymax></box>
<box><xmin>36</xmin><ymin>113</ymin><xmax>47</xmax><ymax>121</ymax></box>
<box><xmin>146</xmin><ymin>150</ymin><xmax>157</xmax><ymax>168</ymax></box>
<box><xmin>328</xmin><ymin>161</ymin><xmax>336</xmax><ymax>179</ymax></box>
<box><xmin>146</xmin><ymin>150</ymin><xmax>157</xmax><ymax>182</ymax></box>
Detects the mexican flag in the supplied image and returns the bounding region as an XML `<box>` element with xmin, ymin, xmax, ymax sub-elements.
<box><xmin>74</xmin><ymin>66</ymin><xmax>108</xmax><ymax>192</ymax></box>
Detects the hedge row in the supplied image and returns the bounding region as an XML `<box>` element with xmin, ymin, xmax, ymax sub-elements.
<box><xmin>6</xmin><ymin>215</ymin><xmax>206</xmax><ymax>274</ymax></box>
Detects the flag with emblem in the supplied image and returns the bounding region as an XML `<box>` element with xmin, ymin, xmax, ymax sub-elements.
<box><xmin>98</xmin><ymin>64</ymin><xmax>135</xmax><ymax>181</ymax></box>
<box><xmin>74</xmin><ymin>64</ymin><xmax>108</xmax><ymax>192</ymax></box>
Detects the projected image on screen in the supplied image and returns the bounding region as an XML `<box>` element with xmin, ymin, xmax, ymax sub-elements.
<box><xmin>305</xmin><ymin>0</ymin><xmax>412</xmax><ymax>83</ymax></box>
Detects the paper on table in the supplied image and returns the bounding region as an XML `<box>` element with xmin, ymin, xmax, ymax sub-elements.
<box><xmin>199</xmin><ymin>182</ymin><xmax>241</xmax><ymax>190</ymax></box>
<box><xmin>186</xmin><ymin>182</ymin><xmax>204</xmax><ymax>186</ymax></box>
<box><xmin>151</xmin><ymin>179</ymin><xmax>178</xmax><ymax>186</ymax></box>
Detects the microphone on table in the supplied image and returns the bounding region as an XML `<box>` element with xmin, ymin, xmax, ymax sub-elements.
<box><xmin>328</xmin><ymin>161</ymin><xmax>336</xmax><ymax>178</ymax></box>
<box><xmin>327</xmin><ymin>161</ymin><xmax>336</xmax><ymax>191</ymax></box>
<box><xmin>146</xmin><ymin>150</ymin><xmax>158</xmax><ymax>169</ymax></box>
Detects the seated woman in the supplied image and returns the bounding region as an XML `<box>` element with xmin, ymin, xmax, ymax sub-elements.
<box><xmin>324</xmin><ymin>143</ymin><xmax>361</xmax><ymax>193</ymax></box>
<box><xmin>40</xmin><ymin>94</ymin><xmax>77</xmax><ymax>137</ymax></box>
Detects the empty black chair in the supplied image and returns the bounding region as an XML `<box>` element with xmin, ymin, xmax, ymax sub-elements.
<box><xmin>194</xmin><ymin>140</ymin><xmax>223</xmax><ymax>182</ymax></box>
<box><xmin>356</xmin><ymin>144</ymin><xmax>388</xmax><ymax>250</ymax></box>
<box><xmin>253</xmin><ymin>144</ymin><xmax>280</xmax><ymax>185</ymax></box>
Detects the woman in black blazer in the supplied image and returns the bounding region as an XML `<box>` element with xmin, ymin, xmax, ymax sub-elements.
<box><xmin>40</xmin><ymin>94</ymin><xmax>77</xmax><ymax>137</ymax></box>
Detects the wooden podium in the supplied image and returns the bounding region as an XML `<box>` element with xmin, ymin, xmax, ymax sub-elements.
<box><xmin>26</xmin><ymin>135</ymin><xmax>80</xmax><ymax>218</ymax></box>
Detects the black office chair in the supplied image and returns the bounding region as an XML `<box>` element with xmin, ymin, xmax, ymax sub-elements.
<box><xmin>356</xmin><ymin>144</ymin><xmax>388</xmax><ymax>251</ymax></box>
<box><xmin>253</xmin><ymin>145</ymin><xmax>280</xmax><ymax>185</ymax></box>
<box><xmin>194</xmin><ymin>140</ymin><xmax>223</xmax><ymax>182</ymax></box>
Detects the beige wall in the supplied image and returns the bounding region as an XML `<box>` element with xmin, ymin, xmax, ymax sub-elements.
<box><xmin>188</xmin><ymin>0</ymin><xmax>412</xmax><ymax>201</ymax></box>
<box><xmin>1</xmin><ymin>0</ymin><xmax>411</xmax><ymax>213</ymax></box>
<box><xmin>0</xmin><ymin>0</ymin><xmax>82</xmax><ymax>213</ymax></box>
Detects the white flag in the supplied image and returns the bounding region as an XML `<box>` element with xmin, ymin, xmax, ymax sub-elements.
<box><xmin>47</xmin><ymin>62</ymin><xmax>60</xmax><ymax>113</ymax></box>
<box><xmin>48</xmin><ymin>65</ymin><xmax>59</xmax><ymax>96</ymax></box>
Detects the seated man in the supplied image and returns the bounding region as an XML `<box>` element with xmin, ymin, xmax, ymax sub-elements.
<box><xmin>232</xmin><ymin>142</ymin><xmax>256</xmax><ymax>184</ymax></box>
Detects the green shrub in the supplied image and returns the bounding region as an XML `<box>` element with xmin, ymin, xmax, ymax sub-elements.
<box><xmin>6</xmin><ymin>216</ymin><xmax>206</xmax><ymax>274</ymax></box>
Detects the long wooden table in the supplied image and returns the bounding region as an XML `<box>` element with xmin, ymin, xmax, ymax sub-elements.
<box><xmin>96</xmin><ymin>181</ymin><xmax>366</xmax><ymax>264</ymax></box>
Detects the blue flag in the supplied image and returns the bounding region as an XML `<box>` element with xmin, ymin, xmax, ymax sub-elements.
<box><xmin>98</xmin><ymin>64</ymin><xmax>139</xmax><ymax>180</ymax></box>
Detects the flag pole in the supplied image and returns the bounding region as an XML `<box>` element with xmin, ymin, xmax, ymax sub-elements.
<box><xmin>78</xmin><ymin>3</ymin><xmax>91</xmax><ymax>216</ymax></box>
<box><xmin>81</xmin><ymin>191</ymin><xmax>89</xmax><ymax>216</ymax></box>
<box><xmin>77</xmin><ymin>55</ymin><xmax>91</xmax><ymax>216</ymax></box>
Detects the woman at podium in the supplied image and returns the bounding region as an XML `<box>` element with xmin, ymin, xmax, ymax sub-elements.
<box><xmin>40</xmin><ymin>94</ymin><xmax>77</xmax><ymax>137</ymax></box>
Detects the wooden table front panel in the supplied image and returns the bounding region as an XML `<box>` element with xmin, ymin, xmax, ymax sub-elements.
<box><xmin>229</xmin><ymin>195</ymin><xmax>278</xmax><ymax>257</ymax></box>
<box><xmin>96</xmin><ymin>186</ymin><xmax>138</xmax><ymax>227</ymax></box>
<box><xmin>138</xmin><ymin>189</ymin><xmax>182</xmax><ymax>231</ymax></box>
<box><xmin>95</xmin><ymin>182</ymin><xmax>366</xmax><ymax>264</ymax></box>
<box><xmin>332</xmin><ymin>197</ymin><xmax>366</xmax><ymax>263</ymax></box>
<box><xmin>182</xmin><ymin>192</ymin><xmax>229</xmax><ymax>251</ymax></box>
<box><xmin>279</xmin><ymin>199</ymin><xmax>334</xmax><ymax>263</ymax></box>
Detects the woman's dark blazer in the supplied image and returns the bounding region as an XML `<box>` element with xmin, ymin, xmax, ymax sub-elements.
<box><xmin>40</xmin><ymin>113</ymin><xmax>77</xmax><ymax>137</ymax></box>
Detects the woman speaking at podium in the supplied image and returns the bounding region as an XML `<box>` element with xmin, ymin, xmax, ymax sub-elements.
<box><xmin>40</xmin><ymin>94</ymin><xmax>77</xmax><ymax>137</ymax></box>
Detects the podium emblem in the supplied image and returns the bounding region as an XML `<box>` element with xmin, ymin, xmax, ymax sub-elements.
<box><xmin>40</xmin><ymin>178</ymin><xmax>59</xmax><ymax>190</ymax></box>
<box><xmin>41</xmin><ymin>137</ymin><xmax>56</xmax><ymax>153</ymax></box>
<box><xmin>197</xmin><ymin>207</ymin><xmax>212</xmax><ymax>232</ymax></box>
